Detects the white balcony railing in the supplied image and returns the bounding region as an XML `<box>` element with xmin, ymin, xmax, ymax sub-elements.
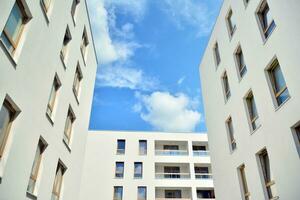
<box><xmin>155</xmin><ymin>172</ymin><xmax>190</xmax><ymax>179</ymax></box>
<box><xmin>155</xmin><ymin>150</ymin><xmax>188</xmax><ymax>156</ymax></box>
<box><xmin>193</xmin><ymin>150</ymin><xmax>209</xmax><ymax>156</ymax></box>
<box><xmin>195</xmin><ymin>173</ymin><xmax>213</xmax><ymax>179</ymax></box>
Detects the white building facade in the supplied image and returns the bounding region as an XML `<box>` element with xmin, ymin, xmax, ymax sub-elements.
<box><xmin>200</xmin><ymin>0</ymin><xmax>300</xmax><ymax>200</ymax></box>
<box><xmin>0</xmin><ymin>0</ymin><xmax>97</xmax><ymax>199</ymax></box>
<box><xmin>79</xmin><ymin>131</ymin><xmax>215</xmax><ymax>200</ymax></box>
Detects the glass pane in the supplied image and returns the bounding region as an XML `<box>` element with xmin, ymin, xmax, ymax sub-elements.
<box><xmin>277</xmin><ymin>88</ymin><xmax>289</xmax><ymax>105</ymax></box>
<box><xmin>117</xmin><ymin>140</ymin><xmax>125</xmax><ymax>150</ymax></box>
<box><xmin>134</xmin><ymin>163</ymin><xmax>142</xmax><ymax>177</ymax></box>
<box><xmin>250</xmin><ymin>98</ymin><xmax>258</xmax><ymax>118</ymax></box>
<box><xmin>27</xmin><ymin>178</ymin><xmax>35</xmax><ymax>193</ymax></box>
<box><xmin>53</xmin><ymin>167</ymin><xmax>63</xmax><ymax>194</ymax></box>
<box><xmin>5</xmin><ymin>3</ymin><xmax>23</xmax><ymax>42</ymax></box>
<box><xmin>31</xmin><ymin>146</ymin><xmax>41</xmax><ymax>177</ymax></box>
<box><xmin>114</xmin><ymin>187</ymin><xmax>123</xmax><ymax>200</ymax></box>
<box><xmin>0</xmin><ymin>105</ymin><xmax>11</xmax><ymax>148</ymax></box>
<box><xmin>0</xmin><ymin>33</ymin><xmax>14</xmax><ymax>52</ymax></box>
<box><xmin>138</xmin><ymin>187</ymin><xmax>146</xmax><ymax>200</ymax></box>
<box><xmin>139</xmin><ymin>141</ymin><xmax>147</xmax><ymax>155</ymax></box>
<box><xmin>115</xmin><ymin>162</ymin><xmax>124</xmax><ymax>177</ymax></box>
<box><xmin>273</xmin><ymin>65</ymin><xmax>286</xmax><ymax>92</ymax></box>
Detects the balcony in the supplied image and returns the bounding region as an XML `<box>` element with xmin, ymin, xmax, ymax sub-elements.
<box><xmin>156</xmin><ymin>198</ymin><xmax>191</xmax><ymax>200</ymax></box>
<box><xmin>193</xmin><ymin>150</ymin><xmax>209</xmax><ymax>157</ymax></box>
<box><xmin>155</xmin><ymin>163</ymin><xmax>191</xmax><ymax>180</ymax></box>
<box><xmin>155</xmin><ymin>172</ymin><xmax>191</xmax><ymax>179</ymax></box>
<box><xmin>192</xmin><ymin>141</ymin><xmax>209</xmax><ymax>157</ymax></box>
<box><xmin>156</xmin><ymin>187</ymin><xmax>192</xmax><ymax>200</ymax></box>
<box><xmin>155</xmin><ymin>140</ymin><xmax>189</xmax><ymax>156</ymax></box>
<box><xmin>155</xmin><ymin>149</ymin><xmax>188</xmax><ymax>156</ymax></box>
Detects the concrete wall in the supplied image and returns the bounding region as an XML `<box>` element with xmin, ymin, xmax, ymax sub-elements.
<box><xmin>200</xmin><ymin>0</ymin><xmax>300</xmax><ymax>199</ymax></box>
<box><xmin>0</xmin><ymin>0</ymin><xmax>97</xmax><ymax>199</ymax></box>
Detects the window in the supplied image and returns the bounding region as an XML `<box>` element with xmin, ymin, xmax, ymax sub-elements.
<box><xmin>113</xmin><ymin>186</ymin><xmax>123</xmax><ymax>200</ymax></box>
<box><xmin>137</xmin><ymin>187</ymin><xmax>146</xmax><ymax>200</ymax></box>
<box><xmin>293</xmin><ymin>124</ymin><xmax>300</xmax><ymax>157</ymax></box>
<box><xmin>238</xmin><ymin>165</ymin><xmax>250</xmax><ymax>200</ymax></box>
<box><xmin>80</xmin><ymin>28</ymin><xmax>89</xmax><ymax>60</ymax></box>
<box><xmin>163</xmin><ymin>145</ymin><xmax>179</xmax><ymax>150</ymax></box>
<box><xmin>41</xmin><ymin>0</ymin><xmax>52</xmax><ymax>12</ymax></box>
<box><xmin>195</xmin><ymin>167</ymin><xmax>210</xmax><ymax>179</ymax></box>
<box><xmin>193</xmin><ymin>145</ymin><xmax>206</xmax><ymax>151</ymax></box>
<box><xmin>73</xmin><ymin>65</ymin><xmax>83</xmax><ymax>99</ymax></box>
<box><xmin>0</xmin><ymin>100</ymin><xmax>16</xmax><ymax>158</ymax></box>
<box><xmin>222</xmin><ymin>71</ymin><xmax>231</xmax><ymax>100</ymax></box>
<box><xmin>71</xmin><ymin>0</ymin><xmax>79</xmax><ymax>22</ymax></box>
<box><xmin>235</xmin><ymin>46</ymin><xmax>247</xmax><ymax>78</ymax></box>
<box><xmin>139</xmin><ymin>140</ymin><xmax>147</xmax><ymax>155</ymax></box>
<box><xmin>1</xmin><ymin>0</ymin><xmax>30</xmax><ymax>54</ymax></box>
<box><xmin>117</xmin><ymin>139</ymin><xmax>125</xmax><ymax>154</ymax></box>
<box><xmin>27</xmin><ymin>138</ymin><xmax>47</xmax><ymax>194</ymax></box>
<box><xmin>46</xmin><ymin>75</ymin><xmax>61</xmax><ymax>118</ymax></box>
<box><xmin>257</xmin><ymin>1</ymin><xmax>276</xmax><ymax>39</ymax></box>
<box><xmin>134</xmin><ymin>162</ymin><xmax>143</xmax><ymax>178</ymax></box>
<box><xmin>115</xmin><ymin>162</ymin><xmax>124</xmax><ymax>178</ymax></box>
<box><xmin>63</xmin><ymin>107</ymin><xmax>75</xmax><ymax>145</ymax></box>
<box><xmin>226</xmin><ymin>9</ymin><xmax>236</xmax><ymax>37</ymax></box>
<box><xmin>164</xmin><ymin>166</ymin><xmax>180</xmax><ymax>179</ymax></box>
<box><xmin>267</xmin><ymin>59</ymin><xmax>290</xmax><ymax>106</ymax></box>
<box><xmin>52</xmin><ymin>161</ymin><xmax>66</xmax><ymax>200</ymax></box>
<box><xmin>213</xmin><ymin>42</ymin><xmax>221</xmax><ymax>67</ymax></box>
<box><xmin>295</xmin><ymin>125</ymin><xmax>300</xmax><ymax>145</ymax></box>
<box><xmin>258</xmin><ymin>149</ymin><xmax>279</xmax><ymax>200</ymax></box>
<box><xmin>245</xmin><ymin>91</ymin><xmax>260</xmax><ymax>131</ymax></box>
<box><xmin>165</xmin><ymin>190</ymin><xmax>181</xmax><ymax>198</ymax></box>
<box><xmin>197</xmin><ymin>190</ymin><xmax>215</xmax><ymax>198</ymax></box>
<box><xmin>60</xmin><ymin>26</ymin><xmax>72</xmax><ymax>62</ymax></box>
<box><xmin>244</xmin><ymin>0</ymin><xmax>250</xmax><ymax>7</ymax></box>
<box><xmin>226</xmin><ymin>117</ymin><xmax>236</xmax><ymax>151</ymax></box>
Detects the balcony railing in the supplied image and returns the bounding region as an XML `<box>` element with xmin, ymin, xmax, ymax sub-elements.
<box><xmin>155</xmin><ymin>172</ymin><xmax>190</xmax><ymax>179</ymax></box>
<box><xmin>193</xmin><ymin>150</ymin><xmax>209</xmax><ymax>156</ymax></box>
<box><xmin>195</xmin><ymin>173</ymin><xmax>213</xmax><ymax>179</ymax></box>
<box><xmin>156</xmin><ymin>198</ymin><xmax>191</xmax><ymax>200</ymax></box>
<box><xmin>155</xmin><ymin>150</ymin><xmax>188</xmax><ymax>156</ymax></box>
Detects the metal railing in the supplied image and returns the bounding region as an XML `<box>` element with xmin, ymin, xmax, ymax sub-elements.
<box><xmin>195</xmin><ymin>173</ymin><xmax>213</xmax><ymax>179</ymax></box>
<box><xmin>193</xmin><ymin>150</ymin><xmax>209</xmax><ymax>156</ymax></box>
<box><xmin>155</xmin><ymin>149</ymin><xmax>188</xmax><ymax>156</ymax></box>
<box><xmin>155</xmin><ymin>172</ymin><xmax>190</xmax><ymax>179</ymax></box>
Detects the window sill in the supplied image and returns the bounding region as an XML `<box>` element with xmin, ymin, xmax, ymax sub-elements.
<box><xmin>26</xmin><ymin>191</ymin><xmax>37</xmax><ymax>200</ymax></box>
<box><xmin>0</xmin><ymin>39</ymin><xmax>17</xmax><ymax>67</ymax></box>
<box><xmin>275</xmin><ymin>96</ymin><xmax>291</xmax><ymax>112</ymax></box>
<box><xmin>62</xmin><ymin>139</ymin><xmax>72</xmax><ymax>153</ymax></box>
<box><xmin>45</xmin><ymin>112</ymin><xmax>54</xmax><ymax>126</ymax></box>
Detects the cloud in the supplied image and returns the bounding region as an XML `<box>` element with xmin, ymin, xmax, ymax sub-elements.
<box><xmin>177</xmin><ymin>76</ymin><xmax>186</xmax><ymax>85</ymax></box>
<box><xmin>134</xmin><ymin>91</ymin><xmax>201</xmax><ymax>132</ymax></box>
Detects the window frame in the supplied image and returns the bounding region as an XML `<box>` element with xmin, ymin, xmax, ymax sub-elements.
<box><xmin>244</xmin><ymin>90</ymin><xmax>260</xmax><ymax>132</ymax></box>
<box><xmin>72</xmin><ymin>64</ymin><xmax>83</xmax><ymax>101</ymax></box>
<box><xmin>113</xmin><ymin>186</ymin><xmax>123</xmax><ymax>200</ymax></box>
<box><xmin>238</xmin><ymin>164</ymin><xmax>250</xmax><ymax>200</ymax></box>
<box><xmin>256</xmin><ymin>0</ymin><xmax>276</xmax><ymax>41</ymax></box>
<box><xmin>80</xmin><ymin>27</ymin><xmax>89</xmax><ymax>63</ymax></box>
<box><xmin>117</xmin><ymin>139</ymin><xmax>126</xmax><ymax>155</ymax></box>
<box><xmin>134</xmin><ymin>162</ymin><xmax>143</xmax><ymax>178</ymax></box>
<box><xmin>226</xmin><ymin>8</ymin><xmax>236</xmax><ymax>38</ymax></box>
<box><xmin>221</xmin><ymin>71</ymin><xmax>231</xmax><ymax>101</ymax></box>
<box><xmin>137</xmin><ymin>186</ymin><xmax>147</xmax><ymax>200</ymax></box>
<box><xmin>225</xmin><ymin>116</ymin><xmax>236</xmax><ymax>152</ymax></box>
<box><xmin>213</xmin><ymin>42</ymin><xmax>221</xmax><ymax>68</ymax></box>
<box><xmin>71</xmin><ymin>0</ymin><xmax>80</xmax><ymax>24</ymax></box>
<box><xmin>139</xmin><ymin>140</ymin><xmax>147</xmax><ymax>155</ymax></box>
<box><xmin>115</xmin><ymin>162</ymin><xmax>124</xmax><ymax>178</ymax></box>
<box><xmin>63</xmin><ymin>106</ymin><xmax>76</xmax><ymax>146</ymax></box>
<box><xmin>234</xmin><ymin>45</ymin><xmax>247</xmax><ymax>80</ymax></box>
<box><xmin>60</xmin><ymin>26</ymin><xmax>72</xmax><ymax>64</ymax></box>
<box><xmin>46</xmin><ymin>74</ymin><xmax>61</xmax><ymax>119</ymax></box>
<box><xmin>291</xmin><ymin>122</ymin><xmax>300</xmax><ymax>158</ymax></box>
<box><xmin>52</xmin><ymin>161</ymin><xmax>67</xmax><ymax>200</ymax></box>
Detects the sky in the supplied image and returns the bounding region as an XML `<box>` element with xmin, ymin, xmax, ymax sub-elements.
<box><xmin>87</xmin><ymin>0</ymin><xmax>223</xmax><ymax>133</ymax></box>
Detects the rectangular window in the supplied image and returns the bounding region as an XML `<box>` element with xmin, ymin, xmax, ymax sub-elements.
<box><xmin>1</xmin><ymin>0</ymin><xmax>29</xmax><ymax>54</ymax></box>
<box><xmin>226</xmin><ymin>117</ymin><xmax>236</xmax><ymax>151</ymax></box>
<box><xmin>113</xmin><ymin>186</ymin><xmax>123</xmax><ymax>200</ymax></box>
<box><xmin>60</xmin><ymin>26</ymin><xmax>72</xmax><ymax>62</ymax></box>
<box><xmin>134</xmin><ymin>162</ymin><xmax>143</xmax><ymax>178</ymax></box>
<box><xmin>52</xmin><ymin>161</ymin><xmax>66</xmax><ymax>200</ymax></box>
<box><xmin>222</xmin><ymin>71</ymin><xmax>231</xmax><ymax>100</ymax></box>
<box><xmin>258</xmin><ymin>149</ymin><xmax>279</xmax><ymax>200</ymax></box>
<box><xmin>238</xmin><ymin>165</ymin><xmax>250</xmax><ymax>200</ymax></box>
<box><xmin>115</xmin><ymin>162</ymin><xmax>124</xmax><ymax>178</ymax></box>
<box><xmin>80</xmin><ymin>28</ymin><xmax>89</xmax><ymax>60</ymax></box>
<box><xmin>71</xmin><ymin>0</ymin><xmax>79</xmax><ymax>21</ymax></box>
<box><xmin>27</xmin><ymin>138</ymin><xmax>47</xmax><ymax>194</ymax></box>
<box><xmin>164</xmin><ymin>166</ymin><xmax>180</xmax><ymax>179</ymax></box>
<box><xmin>165</xmin><ymin>190</ymin><xmax>182</xmax><ymax>198</ymax></box>
<box><xmin>293</xmin><ymin>124</ymin><xmax>300</xmax><ymax>157</ymax></box>
<box><xmin>73</xmin><ymin>65</ymin><xmax>83</xmax><ymax>99</ymax></box>
<box><xmin>213</xmin><ymin>42</ymin><xmax>221</xmax><ymax>67</ymax></box>
<box><xmin>139</xmin><ymin>140</ymin><xmax>147</xmax><ymax>155</ymax></box>
<box><xmin>0</xmin><ymin>100</ymin><xmax>16</xmax><ymax>158</ymax></box>
<box><xmin>163</xmin><ymin>145</ymin><xmax>179</xmax><ymax>150</ymax></box>
<box><xmin>195</xmin><ymin>167</ymin><xmax>210</xmax><ymax>179</ymax></box>
<box><xmin>137</xmin><ymin>187</ymin><xmax>146</xmax><ymax>200</ymax></box>
<box><xmin>245</xmin><ymin>91</ymin><xmax>260</xmax><ymax>131</ymax></box>
<box><xmin>46</xmin><ymin>75</ymin><xmax>61</xmax><ymax>118</ymax></box>
<box><xmin>235</xmin><ymin>46</ymin><xmax>247</xmax><ymax>78</ymax></box>
<box><xmin>63</xmin><ymin>107</ymin><xmax>75</xmax><ymax>145</ymax></box>
<box><xmin>41</xmin><ymin>0</ymin><xmax>52</xmax><ymax>12</ymax></box>
<box><xmin>257</xmin><ymin>1</ymin><xmax>276</xmax><ymax>39</ymax></box>
<box><xmin>226</xmin><ymin>9</ymin><xmax>236</xmax><ymax>37</ymax></box>
<box><xmin>267</xmin><ymin>59</ymin><xmax>290</xmax><ymax>106</ymax></box>
<box><xmin>117</xmin><ymin>139</ymin><xmax>125</xmax><ymax>154</ymax></box>
<box><xmin>197</xmin><ymin>190</ymin><xmax>215</xmax><ymax>198</ymax></box>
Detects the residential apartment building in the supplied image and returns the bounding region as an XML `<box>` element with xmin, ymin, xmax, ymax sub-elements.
<box><xmin>79</xmin><ymin>131</ymin><xmax>215</xmax><ymax>200</ymax></box>
<box><xmin>0</xmin><ymin>0</ymin><xmax>97</xmax><ymax>199</ymax></box>
<box><xmin>200</xmin><ymin>0</ymin><xmax>300</xmax><ymax>200</ymax></box>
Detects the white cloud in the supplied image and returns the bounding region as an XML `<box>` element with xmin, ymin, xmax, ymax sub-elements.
<box><xmin>177</xmin><ymin>76</ymin><xmax>186</xmax><ymax>85</ymax></box>
<box><xmin>135</xmin><ymin>92</ymin><xmax>201</xmax><ymax>132</ymax></box>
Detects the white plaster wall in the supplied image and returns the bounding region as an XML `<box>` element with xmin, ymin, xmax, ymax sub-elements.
<box><xmin>0</xmin><ymin>0</ymin><xmax>97</xmax><ymax>200</ymax></box>
<box><xmin>200</xmin><ymin>0</ymin><xmax>300</xmax><ymax>199</ymax></box>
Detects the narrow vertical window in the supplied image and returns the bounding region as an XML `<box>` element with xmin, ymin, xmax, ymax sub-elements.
<box><xmin>258</xmin><ymin>149</ymin><xmax>279</xmax><ymax>200</ymax></box>
<box><xmin>117</xmin><ymin>139</ymin><xmax>125</xmax><ymax>154</ymax></box>
<box><xmin>41</xmin><ymin>0</ymin><xmax>52</xmax><ymax>13</ymax></box>
<box><xmin>63</xmin><ymin>107</ymin><xmax>75</xmax><ymax>146</ymax></box>
<box><xmin>226</xmin><ymin>9</ymin><xmax>236</xmax><ymax>37</ymax></box>
<box><xmin>46</xmin><ymin>75</ymin><xmax>61</xmax><ymax>118</ymax></box>
<box><xmin>73</xmin><ymin>65</ymin><xmax>83</xmax><ymax>100</ymax></box>
<box><xmin>267</xmin><ymin>59</ymin><xmax>290</xmax><ymax>106</ymax></box>
<box><xmin>134</xmin><ymin>162</ymin><xmax>143</xmax><ymax>178</ymax></box>
<box><xmin>1</xmin><ymin>0</ymin><xmax>30</xmax><ymax>54</ymax></box>
<box><xmin>71</xmin><ymin>0</ymin><xmax>79</xmax><ymax>22</ymax></box>
<box><xmin>113</xmin><ymin>186</ymin><xmax>123</xmax><ymax>200</ymax></box>
<box><xmin>257</xmin><ymin>0</ymin><xmax>276</xmax><ymax>39</ymax></box>
<box><xmin>138</xmin><ymin>187</ymin><xmax>146</xmax><ymax>200</ymax></box>
<box><xmin>60</xmin><ymin>26</ymin><xmax>72</xmax><ymax>63</ymax></box>
<box><xmin>52</xmin><ymin>161</ymin><xmax>66</xmax><ymax>200</ymax></box>
<box><xmin>0</xmin><ymin>100</ymin><xmax>16</xmax><ymax>158</ymax></box>
<box><xmin>238</xmin><ymin>165</ymin><xmax>250</xmax><ymax>200</ymax></box>
<box><xmin>222</xmin><ymin>71</ymin><xmax>231</xmax><ymax>100</ymax></box>
<box><xmin>226</xmin><ymin>117</ymin><xmax>236</xmax><ymax>151</ymax></box>
<box><xmin>295</xmin><ymin>125</ymin><xmax>300</xmax><ymax>145</ymax></box>
<box><xmin>245</xmin><ymin>91</ymin><xmax>260</xmax><ymax>131</ymax></box>
<box><xmin>213</xmin><ymin>42</ymin><xmax>221</xmax><ymax>67</ymax></box>
<box><xmin>80</xmin><ymin>28</ymin><xmax>89</xmax><ymax>61</ymax></box>
<box><xmin>27</xmin><ymin>138</ymin><xmax>47</xmax><ymax>195</ymax></box>
<box><xmin>235</xmin><ymin>46</ymin><xmax>247</xmax><ymax>78</ymax></box>
<box><xmin>139</xmin><ymin>140</ymin><xmax>147</xmax><ymax>155</ymax></box>
<box><xmin>115</xmin><ymin>162</ymin><xmax>124</xmax><ymax>178</ymax></box>
<box><xmin>293</xmin><ymin>124</ymin><xmax>300</xmax><ymax>157</ymax></box>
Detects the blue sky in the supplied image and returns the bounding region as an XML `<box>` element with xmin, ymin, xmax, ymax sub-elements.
<box><xmin>87</xmin><ymin>0</ymin><xmax>223</xmax><ymax>132</ymax></box>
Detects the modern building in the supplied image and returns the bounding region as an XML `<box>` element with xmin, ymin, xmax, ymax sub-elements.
<box><xmin>200</xmin><ymin>0</ymin><xmax>300</xmax><ymax>200</ymax></box>
<box><xmin>0</xmin><ymin>0</ymin><xmax>97</xmax><ymax>199</ymax></box>
<box><xmin>79</xmin><ymin>131</ymin><xmax>215</xmax><ymax>200</ymax></box>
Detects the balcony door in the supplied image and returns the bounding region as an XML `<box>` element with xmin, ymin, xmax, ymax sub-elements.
<box><xmin>165</xmin><ymin>190</ymin><xmax>182</xmax><ymax>198</ymax></box>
